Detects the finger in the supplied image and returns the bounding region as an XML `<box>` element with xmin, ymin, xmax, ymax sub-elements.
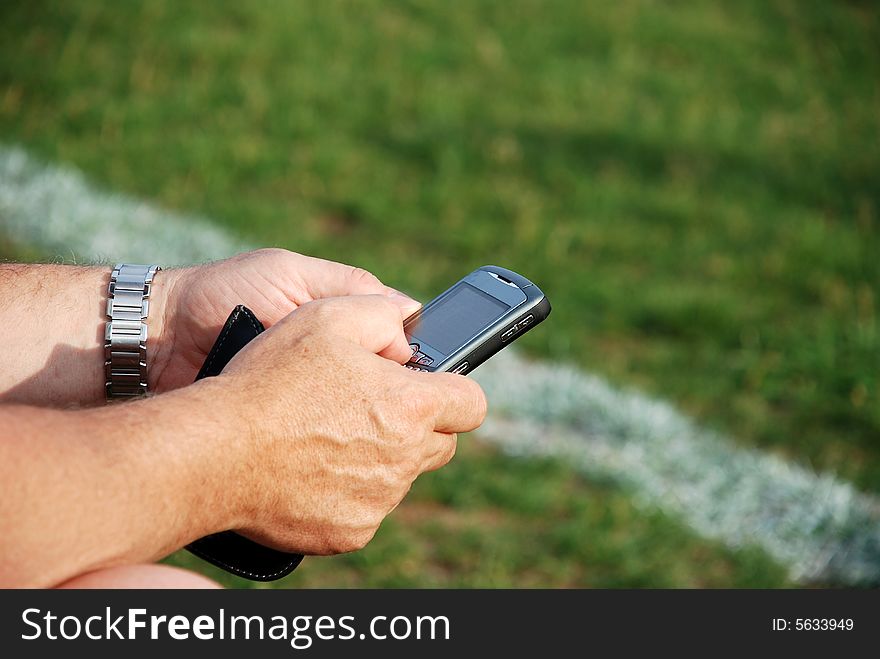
<box><xmin>295</xmin><ymin>256</ymin><xmax>421</xmax><ymax>316</ymax></box>
<box><xmin>376</xmin><ymin>338</ymin><xmax>415</xmax><ymax>365</ymax></box>
<box><xmin>386</xmin><ymin>290</ymin><xmax>422</xmax><ymax>320</ymax></box>
<box><xmin>422</xmin><ymin>373</ymin><xmax>488</xmax><ymax>434</ymax></box>
<box><xmin>421</xmin><ymin>432</ymin><xmax>458</xmax><ymax>473</ymax></box>
<box><xmin>299</xmin><ymin>295</ymin><xmax>414</xmax><ymax>362</ymax></box>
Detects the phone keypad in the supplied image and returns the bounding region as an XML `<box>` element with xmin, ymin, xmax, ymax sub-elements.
<box><xmin>407</xmin><ymin>343</ymin><xmax>434</xmax><ymax>371</ymax></box>
<box><xmin>406</xmin><ymin>343</ymin><xmax>432</xmax><ymax>370</ymax></box>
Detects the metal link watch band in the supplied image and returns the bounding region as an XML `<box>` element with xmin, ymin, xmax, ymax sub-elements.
<box><xmin>104</xmin><ymin>263</ymin><xmax>162</xmax><ymax>399</ymax></box>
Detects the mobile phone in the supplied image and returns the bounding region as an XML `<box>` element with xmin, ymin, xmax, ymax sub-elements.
<box><xmin>403</xmin><ymin>265</ymin><xmax>550</xmax><ymax>375</ymax></box>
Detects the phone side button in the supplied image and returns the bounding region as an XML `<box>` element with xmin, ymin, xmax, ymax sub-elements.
<box><xmin>501</xmin><ymin>327</ymin><xmax>517</xmax><ymax>342</ymax></box>
<box><xmin>451</xmin><ymin>361</ymin><xmax>469</xmax><ymax>375</ymax></box>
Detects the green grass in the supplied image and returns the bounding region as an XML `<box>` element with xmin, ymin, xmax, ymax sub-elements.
<box><xmin>1</xmin><ymin>0</ymin><xmax>877</xmax><ymax>587</ymax></box>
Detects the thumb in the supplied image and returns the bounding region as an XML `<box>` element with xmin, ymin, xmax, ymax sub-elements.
<box><xmin>386</xmin><ymin>289</ymin><xmax>422</xmax><ymax>319</ymax></box>
<box><xmin>298</xmin><ymin>295</ymin><xmax>415</xmax><ymax>363</ymax></box>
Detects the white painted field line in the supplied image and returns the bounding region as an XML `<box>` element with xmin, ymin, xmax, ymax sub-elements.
<box><xmin>473</xmin><ymin>352</ymin><xmax>880</xmax><ymax>586</ymax></box>
<box><xmin>2</xmin><ymin>144</ymin><xmax>878</xmax><ymax>585</ymax></box>
<box><xmin>0</xmin><ymin>146</ymin><xmax>242</xmax><ymax>264</ymax></box>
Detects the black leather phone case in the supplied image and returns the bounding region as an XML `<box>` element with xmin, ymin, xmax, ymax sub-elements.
<box><xmin>185</xmin><ymin>305</ymin><xmax>304</xmax><ymax>581</ymax></box>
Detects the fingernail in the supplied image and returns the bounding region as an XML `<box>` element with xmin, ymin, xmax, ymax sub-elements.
<box><xmin>387</xmin><ymin>290</ymin><xmax>421</xmax><ymax>313</ymax></box>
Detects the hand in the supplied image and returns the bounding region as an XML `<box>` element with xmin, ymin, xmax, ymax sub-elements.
<box><xmin>212</xmin><ymin>294</ymin><xmax>488</xmax><ymax>554</ymax></box>
<box><xmin>149</xmin><ymin>249</ymin><xmax>420</xmax><ymax>392</ymax></box>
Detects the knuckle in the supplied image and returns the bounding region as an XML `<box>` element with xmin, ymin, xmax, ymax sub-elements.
<box><xmin>253</xmin><ymin>247</ymin><xmax>283</xmax><ymax>257</ymax></box>
<box><xmin>368</xmin><ymin>398</ymin><xmax>411</xmax><ymax>444</ymax></box>
<box><xmin>405</xmin><ymin>386</ymin><xmax>439</xmax><ymax>420</ymax></box>
<box><xmin>373</xmin><ymin>460</ymin><xmax>407</xmax><ymax>493</ymax></box>
<box><xmin>336</xmin><ymin>535</ymin><xmax>363</xmax><ymax>554</ymax></box>
<box><xmin>369</xmin><ymin>384</ymin><xmax>433</xmax><ymax>439</ymax></box>
<box><xmin>250</xmin><ymin>247</ymin><xmax>292</xmax><ymax>263</ymax></box>
<box><xmin>348</xmin><ymin>266</ymin><xmax>382</xmax><ymax>289</ymax></box>
<box><xmin>297</xmin><ymin>297</ymin><xmax>344</xmax><ymax>328</ymax></box>
<box><xmin>313</xmin><ymin>506</ymin><xmax>381</xmax><ymax>554</ymax></box>
<box><xmin>389</xmin><ymin>454</ymin><xmax>416</xmax><ymax>481</ymax></box>
<box><xmin>331</xmin><ymin>525</ymin><xmax>379</xmax><ymax>554</ymax></box>
<box><xmin>324</xmin><ymin>535</ymin><xmax>356</xmax><ymax>555</ymax></box>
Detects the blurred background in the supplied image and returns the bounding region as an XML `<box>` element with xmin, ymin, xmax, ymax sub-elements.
<box><xmin>0</xmin><ymin>1</ymin><xmax>877</xmax><ymax>587</ymax></box>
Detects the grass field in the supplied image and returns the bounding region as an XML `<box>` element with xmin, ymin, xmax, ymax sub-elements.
<box><xmin>1</xmin><ymin>0</ymin><xmax>877</xmax><ymax>587</ymax></box>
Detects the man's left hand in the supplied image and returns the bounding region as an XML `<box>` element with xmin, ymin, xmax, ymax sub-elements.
<box><xmin>149</xmin><ymin>249</ymin><xmax>421</xmax><ymax>392</ymax></box>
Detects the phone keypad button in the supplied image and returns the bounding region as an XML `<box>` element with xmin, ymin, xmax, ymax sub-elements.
<box><xmin>408</xmin><ymin>343</ymin><xmax>420</xmax><ymax>356</ymax></box>
<box><xmin>502</xmin><ymin>314</ymin><xmax>535</xmax><ymax>342</ymax></box>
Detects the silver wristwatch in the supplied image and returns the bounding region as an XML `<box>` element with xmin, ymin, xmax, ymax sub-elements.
<box><xmin>104</xmin><ymin>263</ymin><xmax>162</xmax><ymax>399</ymax></box>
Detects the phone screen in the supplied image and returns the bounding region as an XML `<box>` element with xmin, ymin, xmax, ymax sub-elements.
<box><xmin>408</xmin><ymin>283</ymin><xmax>509</xmax><ymax>355</ymax></box>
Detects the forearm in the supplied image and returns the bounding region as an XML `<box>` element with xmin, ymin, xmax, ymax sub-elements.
<box><xmin>0</xmin><ymin>264</ymin><xmax>171</xmax><ymax>407</ymax></box>
<box><xmin>0</xmin><ymin>377</ymin><xmax>240</xmax><ymax>588</ymax></box>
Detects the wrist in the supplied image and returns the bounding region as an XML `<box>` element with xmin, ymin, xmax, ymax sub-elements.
<box><xmin>188</xmin><ymin>375</ymin><xmax>258</xmax><ymax>534</ymax></box>
<box><xmin>134</xmin><ymin>376</ymin><xmax>248</xmax><ymax>541</ymax></box>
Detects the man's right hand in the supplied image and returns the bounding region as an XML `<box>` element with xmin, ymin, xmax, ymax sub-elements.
<box><xmin>213</xmin><ymin>294</ymin><xmax>488</xmax><ymax>555</ymax></box>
